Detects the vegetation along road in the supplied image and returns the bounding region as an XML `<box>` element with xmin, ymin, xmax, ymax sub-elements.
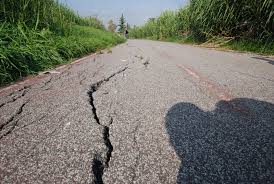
<box><xmin>0</xmin><ymin>40</ymin><xmax>274</xmax><ymax>183</ymax></box>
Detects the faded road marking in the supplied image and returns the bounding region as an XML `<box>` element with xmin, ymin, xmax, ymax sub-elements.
<box><xmin>177</xmin><ymin>64</ymin><xmax>200</xmax><ymax>80</ymax></box>
<box><xmin>177</xmin><ymin>64</ymin><xmax>232</xmax><ymax>101</ymax></box>
<box><xmin>177</xmin><ymin>64</ymin><xmax>250</xmax><ymax>115</ymax></box>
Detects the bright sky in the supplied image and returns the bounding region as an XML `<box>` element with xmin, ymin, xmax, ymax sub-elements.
<box><xmin>59</xmin><ymin>0</ymin><xmax>188</xmax><ymax>26</ymax></box>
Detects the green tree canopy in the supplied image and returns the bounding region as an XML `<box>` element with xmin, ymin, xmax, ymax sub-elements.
<box><xmin>118</xmin><ymin>14</ymin><xmax>126</xmax><ymax>34</ymax></box>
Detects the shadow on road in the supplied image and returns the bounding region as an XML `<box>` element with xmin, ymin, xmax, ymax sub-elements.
<box><xmin>165</xmin><ymin>98</ymin><xmax>274</xmax><ymax>183</ymax></box>
<box><xmin>252</xmin><ymin>56</ymin><xmax>274</xmax><ymax>65</ymax></box>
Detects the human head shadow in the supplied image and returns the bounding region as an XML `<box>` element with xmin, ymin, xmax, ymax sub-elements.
<box><xmin>165</xmin><ymin>98</ymin><xmax>274</xmax><ymax>183</ymax></box>
<box><xmin>252</xmin><ymin>56</ymin><xmax>274</xmax><ymax>65</ymax></box>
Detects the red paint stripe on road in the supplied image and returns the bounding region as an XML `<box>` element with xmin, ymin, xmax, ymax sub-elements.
<box><xmin>178</xmin><ymin>65</ymin><xmax>200</xmax><ymax>80</ymax></box>
<box><xmin>177</xmin><ymin>64</ymin><xmax>232</xmax><ymax>101</ymax></box>
<box><xmin>177</xmin><ymin>64</ymin><xmax>250</xmax><ymax>115</ymax></box>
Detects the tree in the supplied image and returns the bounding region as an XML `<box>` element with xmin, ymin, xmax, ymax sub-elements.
<box><xmin>108</xmin><ymin>19</ymin><xmax>117</xmax><ymax>32</ymax></box>
<box><xmin>118</xmin><ymin>14</ymin><xmax>126</xmax><ymax>34</ymax></box>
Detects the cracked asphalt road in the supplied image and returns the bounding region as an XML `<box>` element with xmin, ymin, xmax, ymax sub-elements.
<box><xmin>0</xmin><ymin>40</ymin><xmax>274</xmax><ymax>184</ymax></box>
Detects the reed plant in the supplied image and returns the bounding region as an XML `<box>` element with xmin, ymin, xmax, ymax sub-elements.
<box><xmin>129</xmin><ymin>0</ymin><xmax>274</xmax><ymax>53</ymax></box>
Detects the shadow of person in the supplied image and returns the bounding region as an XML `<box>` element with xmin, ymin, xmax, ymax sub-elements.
<box><xmin>165</xmin><ymin>98</ymin><xmax>274</xmax><ymax>184</ymax></box>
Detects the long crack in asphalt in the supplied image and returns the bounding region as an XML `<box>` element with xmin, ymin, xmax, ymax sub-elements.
<box><xmin>87</xmin><ymin>67</ymin><xmax>128</xmax><ymax>184</ymax></box>
<box><xmin>0</xmin><ymin>100</ymin><xmax>29</xmax><ymax>139</ymax></box>
<box><xmin>0</xmin><ymin>86</ymin><xmax>30</xmax><ymax>108</ymax></box>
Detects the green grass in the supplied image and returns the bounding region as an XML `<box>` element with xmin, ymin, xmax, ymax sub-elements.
<box><xmin>0</xmin><ymin>0</ymin><xmax>126</xmax><ymax>86</ymax></box>
<box><xmin>188</xmin><ymin>0</ymin><xmax>273</xmax><ymax>39</ymax></box>
<box><xmin>223</xmin><ymin>39</ymin><xmax>274</xmax><ymax>55</ymax></box>
<box><xmin>0</xmin><ymin>0</ymin><xmax>105</xmax><ymax>33</ymax></box>
<box><xmin>129</xmin><ymin>0</ymin><xmax>274</xmax><ymax>55</ymax></box>
<box><xmin>0</xmin><ymin>24</ymin><xmax>125</xmax><ymax>85</ymax></box>
<box><xmin>174</xmin><ymin>35</ymin><xmax>274</xmax><ymax>55</ymax></box>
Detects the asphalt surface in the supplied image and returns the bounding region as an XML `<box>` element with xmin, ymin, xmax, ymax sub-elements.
<box><xmin>0</xmin><ymin>40</ymin><xmax>274</xmax><ymax>184</ymax></box>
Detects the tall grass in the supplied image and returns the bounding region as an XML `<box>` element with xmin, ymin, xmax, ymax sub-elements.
<box><xmin>189</xmin><ymin>0</ymin><xmax>274</xmax><ymax>39</ymax></box>
<box><xmin>130</xmin><ymin>0</ymin><xmax>274</xmax><ymax>53</ymax></box>
<box><xmin>0</xmin><ymin>0</ymin><xmax>105</xmax><ymax>33</ymax></box>
<box><xmin>130</xmin><ymin>11</ymin><xmax>180</xmax><ymax>40</ymax></box>
<box><xmin>0</xmin><ymin>0</ymin><xmax>125</xmax><ymax>85</ymax></box>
